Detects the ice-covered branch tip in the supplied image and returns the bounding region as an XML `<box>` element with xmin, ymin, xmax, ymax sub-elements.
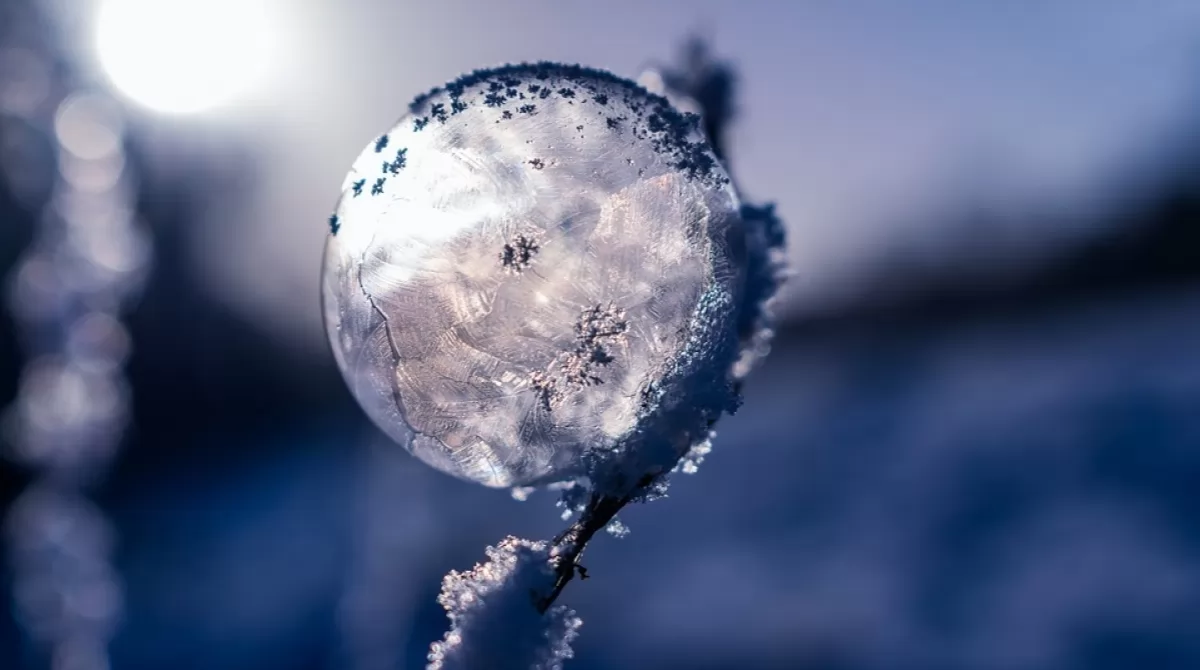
<box><xmin>428</xmin><ymin>537</ymin><xmax>582</xmax><ymax>670</ymax></box>
<box><xmin>428</xmin><ymin>483</ymin><xmax>652</xmax><ymax>670</ymax></box>
<box><xmin>539</xmin><ymin>487</ymin><xmax>643</xmax><ymax>613</ymax></box>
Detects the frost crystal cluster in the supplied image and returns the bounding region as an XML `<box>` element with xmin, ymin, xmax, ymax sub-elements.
<box><xmin>427</xmin><ymin>537</ymin><xmax>582</xmax><ymax>670</ymax></box>
<box><xmin>323</xmin><ymin>63</ymin><xmax>746</xmax><ymax>490</ymax></box>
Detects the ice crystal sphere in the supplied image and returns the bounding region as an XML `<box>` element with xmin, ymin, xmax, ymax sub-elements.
<box><xmin>323</xmin><ymin>63</ymin><xmax>745</xmax><ymax>488</ymax></box>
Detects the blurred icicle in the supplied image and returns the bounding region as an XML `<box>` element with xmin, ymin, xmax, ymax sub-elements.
<box><xmin>6</xmin><ymin>486</ymin><xmax>122</xmax><ymax>668</ymax></box>
<box><xmin>1</xmin><ymin>1</ymin><xmax>149</xmax><ymax>667</ymax></box>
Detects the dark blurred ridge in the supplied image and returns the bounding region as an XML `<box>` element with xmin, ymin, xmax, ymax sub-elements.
<box><xmin>798</xmin><ymin>160</ymin><xmax>1200</xmax><ymax>331</ymax></box>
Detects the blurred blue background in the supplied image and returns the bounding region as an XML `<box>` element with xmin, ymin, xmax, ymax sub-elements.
<box><xmin>1</xmin><ymin>1</ymin><xmax>1199</xmax><ymax>668</ymax></box>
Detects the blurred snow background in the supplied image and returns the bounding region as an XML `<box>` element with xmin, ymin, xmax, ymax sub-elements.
<box><xmin>2</xmin><ymin>0</ymin><xmax>1200</xmax><ymax>668</ymax></box>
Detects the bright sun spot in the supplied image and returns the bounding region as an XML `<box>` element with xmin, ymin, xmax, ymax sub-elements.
<box><xmin>96</xmin><ymin>0</ymin><xmax>274</xmax><ymax>114</ymax></box>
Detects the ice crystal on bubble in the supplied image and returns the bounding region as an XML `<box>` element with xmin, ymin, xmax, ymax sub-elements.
<box><xmin>322</xmin><ymin>63</ymin><xmax>750</xmax><ymax>490</ymax></box>
<box><xmin>499</xmin><ymin>234</ymin><xmax>540</xmax><ymax>274</ymax></box>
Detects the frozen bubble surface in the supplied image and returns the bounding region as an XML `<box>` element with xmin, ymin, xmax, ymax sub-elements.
<box><xmin>323</xmin><ymin>63</ymin><xmax>744</xmax><ymax>488</ymax></box>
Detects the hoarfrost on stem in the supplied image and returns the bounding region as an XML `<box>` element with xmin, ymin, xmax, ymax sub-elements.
<box><xmin>428</xmin><ymin>537</ymin><xmax>582</xmax><ymax>670</ymax></box>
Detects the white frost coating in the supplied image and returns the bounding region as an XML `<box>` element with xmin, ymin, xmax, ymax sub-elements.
<box><xmin>603</xmin><ymin>518</ymin><xmax>630</xmax><ymax>538</ymax></box>
<box><xmin>323</xmin><ymin>63</ymin><xmax>745</xmax><ymax>489</ymax></box>
<box><xmin>674</xmin><ymin>431</ymin><xmax>715</xmax><ymax>475</ymax></box>
<box><xmin>428</xmin><ymin>536</ymin><xmax>582</xmax><ymax>670</ymax></box>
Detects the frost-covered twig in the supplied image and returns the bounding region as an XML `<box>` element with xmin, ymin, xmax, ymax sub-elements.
<box><xmin>539</xmin><ymin>481</ymin><xmax>649</xmax><ymax>614</ymax></box>
<box><xmin>427</xmin><ymin>483</ymin><xmax>646</xmax><ymax>670</ymax></box>
<box><xmin>428</xmin><ymin>537</ymin><xmax>583</xmax><ymax>670</ymax></box>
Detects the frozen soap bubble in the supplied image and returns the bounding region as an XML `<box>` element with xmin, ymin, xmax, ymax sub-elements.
<box><xmin>323</xmin><ymin>63</ymin><xmax>747</xmax><ymax>489</ymax></box>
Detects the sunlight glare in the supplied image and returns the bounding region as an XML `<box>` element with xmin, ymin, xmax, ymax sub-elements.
<box><xmin>95</xmin><ymin>0</ymin><xmax>274</xmax><ymax>114</ymax></box>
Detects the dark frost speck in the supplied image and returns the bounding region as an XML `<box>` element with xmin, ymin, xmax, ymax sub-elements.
<box><xmin>384</xmin><ymin>148</ymin><xmax>407</xmax><ymax>174</ymax></box>
<box><xmin>499</xmin><ymin>233</ymin><xmax>539</xmax><ymax>273</ymax></box>
<box><xmin>401</xmin><ymin>62</ymin><xmax>729</xmax><ymax>187</ymax></box>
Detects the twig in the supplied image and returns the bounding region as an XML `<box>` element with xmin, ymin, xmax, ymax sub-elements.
<box><xmin>535</xmin><ymin>492</ymin><xmax>630</xmax><ymax>614</ymax></box>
